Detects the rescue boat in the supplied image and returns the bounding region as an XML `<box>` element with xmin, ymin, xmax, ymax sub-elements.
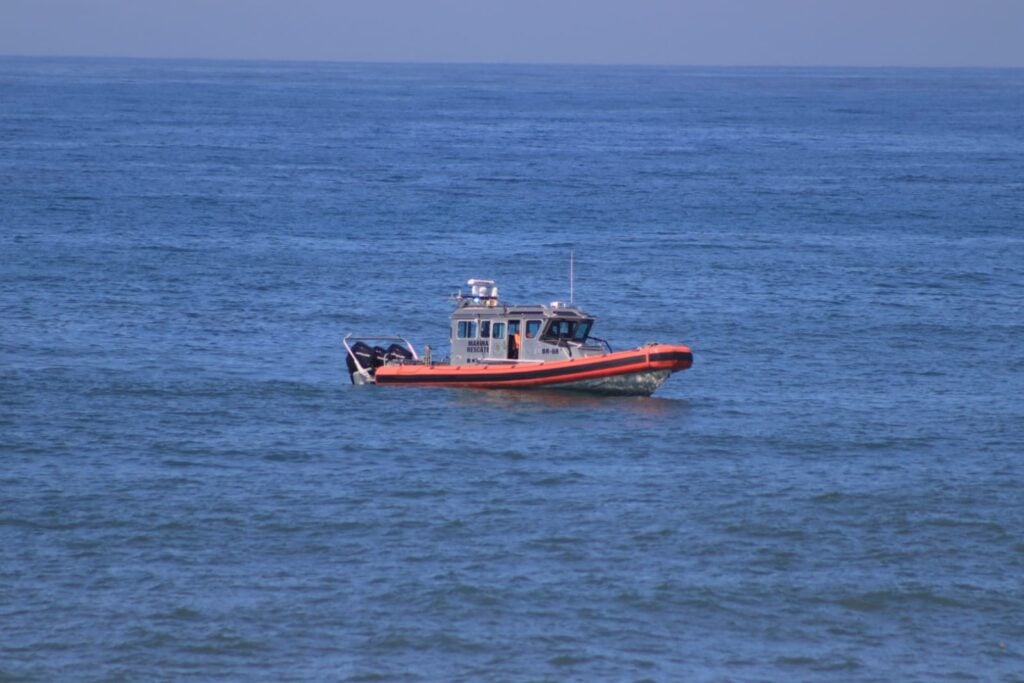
<box><xmin>344</xmin><ymin>279</ymin><xmax>692</xmax><ymax>397</ymax></box>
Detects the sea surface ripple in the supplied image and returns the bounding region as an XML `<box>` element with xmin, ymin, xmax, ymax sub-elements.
<box><xmin>1</xmin><ymin>58</ymin><xmax>1023</xmax><ymax>681</ymax></box>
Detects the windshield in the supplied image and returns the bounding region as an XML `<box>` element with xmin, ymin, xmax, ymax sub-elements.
<box><xmin>542</xmin><ymin>319</ymin><xmax>592</xmax><ymax>342</ymax></box>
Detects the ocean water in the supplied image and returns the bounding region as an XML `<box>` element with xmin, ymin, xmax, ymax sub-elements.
<box><xmin>2</xmin><ymin>57</ymin><xmax>1023</xmax><ymax>681</ymax></box>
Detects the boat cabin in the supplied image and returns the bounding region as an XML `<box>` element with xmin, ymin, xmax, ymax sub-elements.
<box><xmin>449</xmin><ymin>279</ymin><xmax>606</xmax><ymax>365</ymax></box>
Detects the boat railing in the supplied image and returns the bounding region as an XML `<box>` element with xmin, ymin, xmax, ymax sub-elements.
<box><xmin>343</xmin><ymin>333</ymin><xmax>419</xmax><ymax>357</ymax></box>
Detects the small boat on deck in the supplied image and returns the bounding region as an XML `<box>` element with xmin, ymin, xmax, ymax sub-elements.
<box><xmin>344</xmin><ymin>279</ymin><xmax>692</xmax><ymax>397</ymax></box>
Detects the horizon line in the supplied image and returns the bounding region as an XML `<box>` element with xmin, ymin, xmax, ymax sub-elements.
<box><xmin>3</xmin><ymin>53</ymin><xmax>1023</xmax><ymax>71</ymax></box>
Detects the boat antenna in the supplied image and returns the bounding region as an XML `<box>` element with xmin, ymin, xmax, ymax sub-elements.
<box><xmin>569</xmin><ymin>249</ymin><xmax>574</xmax><ymax>304</ymax></box>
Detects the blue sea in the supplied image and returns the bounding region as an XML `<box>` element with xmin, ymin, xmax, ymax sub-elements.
<box><xmin>2</xmin><ymin>57</ymin><xmax>1023</xmax><ymax>681</ymax></box>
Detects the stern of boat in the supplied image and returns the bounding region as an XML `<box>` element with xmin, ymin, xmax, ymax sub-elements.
<box><xmin>343</xmin><ymin>334</ymin><xmax>419</xmax><ymax>385</ymax></box>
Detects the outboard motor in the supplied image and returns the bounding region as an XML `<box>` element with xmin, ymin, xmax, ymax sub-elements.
<box><xmin>385</xmin><ymin>343</ymin><xmax>414</xmax><ymax>362</ymax></box>
<box><xmin>347</xmin><ymin>342</ymin><xmax>377</xmax><ymax>384</ymax></box>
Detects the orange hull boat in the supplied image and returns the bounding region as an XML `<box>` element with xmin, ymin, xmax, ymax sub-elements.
<box><xmin>345</xmin><ymin>278</ymin><xmax>693</xmax><ymax>397</ymax></box>
<box><xmin>375</xmin><ymin>343</ymin><xmax>692</xmax><ymax>395</ymax></box>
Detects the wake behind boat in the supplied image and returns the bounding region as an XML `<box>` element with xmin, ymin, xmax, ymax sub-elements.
<box><xmin>344</xmin><ymin>279</ymin><xmax>692</xmax><ymax>397</ymax></box>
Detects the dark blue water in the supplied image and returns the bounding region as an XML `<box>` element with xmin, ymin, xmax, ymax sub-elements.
<box><xmin>2</xmin><ymin>57</ymin><xmax>1023</xmax><ymax>681</ymax></box>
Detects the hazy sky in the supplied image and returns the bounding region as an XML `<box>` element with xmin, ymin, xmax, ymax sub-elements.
<box><xmin>2</xmin><ymin>0</ymin><xmax>1022</xmax><ymax>67</ymax></box>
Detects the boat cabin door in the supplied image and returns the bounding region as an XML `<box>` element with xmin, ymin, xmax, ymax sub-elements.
<box><xmin>507</xmin><ymin>320</ymin><xmax>520</xmax><ymax>360</ymax></box>
<box><xmin>489</xmin><ymin>320</ymin><xmax>507</xmax><ymax>360</ymax></box>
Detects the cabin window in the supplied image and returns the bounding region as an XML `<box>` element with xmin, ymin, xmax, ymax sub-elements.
<box><xmin>457</xmin><ymin>320</ymin><xmax>478</xmax><ymax>338</ymax></box>
<box><xmin>573</xmin><ymin>321</ymin><xmax>592</xmax><ymax>341</ymax></box>
<box><xmin>525</xmin><ymin>320</ymin><xmax>541</xmax><ymax>339</ymax></box>
<box><xmin>544</xmin><ymin>320</ymin><xmax>573</xmax><ymax>339</ymax></box>
<box><xmin>542</xmin><ymin>319</ymin><xmax>593</xmax><ymax>342</ymax></box>
<box><xmin>492</xmin><ymin>322</ymin><xmax>505</xmax><ymax>339</ymax></box>
<box><xmin>480</xmin><ymin>321</ymin><xmax>491</xmax><ymax>338</ymax></box>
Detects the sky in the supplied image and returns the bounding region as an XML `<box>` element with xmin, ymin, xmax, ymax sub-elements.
<box><xmin>1</xmin><ymin>0</ymin><xmax>1023</xmax><ymax>67</ymax></box>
